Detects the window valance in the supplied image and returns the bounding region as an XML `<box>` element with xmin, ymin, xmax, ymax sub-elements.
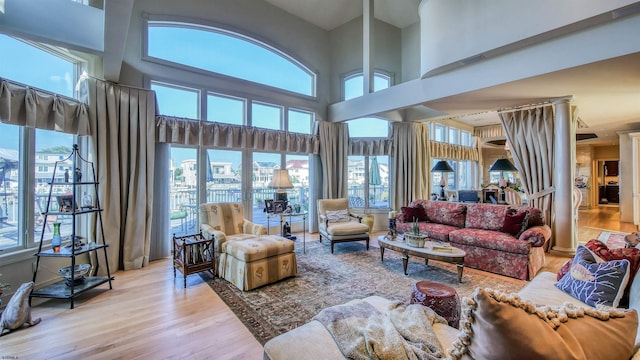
<box><xmin>474</xmin><ymin>124</ymin><xmax>504</xmax><ymax>139</ymax></box>
<box><xmin>0</xmin><ymin>78</ymin><xmax>89</xmax><ymax>134</ymax></box>
<box><xmin>348</xmin><ymin>138</ymin><xmax>393</xmax><ymax>156</ymax></box>
<box><xmin>430</xmin><ymin>141</ymin><xmax>479</xmax><ymax>161</ymax></box>
<box><xmin>156</xmin><ymin>115</ymin><xmax>319</xmax><ymax>154</ymax></box>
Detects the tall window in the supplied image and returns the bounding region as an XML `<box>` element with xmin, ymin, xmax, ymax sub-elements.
<box><xmin>252</xmin><ymin>102</ymin><xmax>282</xmax><ymax>130</ymax></box>
<box><xmin>0</xmin><ymin>34</ymin><xmax>80</xmax><ymax>253</ymax></box>
<box><xmin>207</xmin><ymin>93</ymin><xmax>245</xmax><ymax>125</ymax></box>
<box><xmin>344</xmin><ymin>72</ymin><xmax>392</xmax><ymax>100</ymax></box>
<box><xmin>347</xmin><ymin>156</ymin><xmax>389</xmax><ymax>209</ymax></box>
<box><xmin>431</xmin><ymin>159</ymin><xmax>475</xmax><ymax>194</ymax></box>
<box><xmin>151</xmin><ymin>82</ymin><xmax>199</xmax><ymax>119</ymax></box>
<box><xmin>170</xmin><ymin>148</ymin><xmax>198</xmax><ymax>237</ymax></box>
<box><xmin>147</xmin><ymin>21</ymin><xmax>316</xmax><ymax>96</ymax></box>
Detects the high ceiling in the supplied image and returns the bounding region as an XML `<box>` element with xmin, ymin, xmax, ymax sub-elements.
<box><xmin>264</xmin><ymin>0</ymin><xmax>420</xmax><ymax>30</ymax></box>
<box><xmin>265</xmin><ymin>0</ymin><xmax>640</xmax><ymax>146</ymax></box>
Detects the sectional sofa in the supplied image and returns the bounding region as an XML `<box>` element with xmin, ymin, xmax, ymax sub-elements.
<box><xmin>395</xmin><ymin>200</ymin><xmax>551</xmax><ymax>280</ymax></box>
<box><xmin>263</xmin><ymin>267</ymin><xmax>640</xmax><ymax>360</ymax></box>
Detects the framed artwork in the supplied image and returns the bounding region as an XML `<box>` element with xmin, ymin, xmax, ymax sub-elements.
<box><xmin>264</xmin><ymin>199</ymin><xmax>274</xmax><ymax>213</ymax></box>
<box><xmin>273</xmin><ymin>200</ymin><xmax>285</xmax><ymax>214</ymax></box>
<box><xmin>56</xmin><ymin>195</ymin><xmax>76</xmax><ymax>212</ymax></box>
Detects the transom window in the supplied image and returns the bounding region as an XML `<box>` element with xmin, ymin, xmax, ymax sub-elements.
<box><xmin>146</xmin><ymin>21</ymin><xmax>316</xmax><ymax>97</ymax></box>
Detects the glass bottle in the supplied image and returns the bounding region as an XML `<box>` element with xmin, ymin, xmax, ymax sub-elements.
<box><xmin>52</xmin><ymin>222</ymin><xmax>62</xmax><ymax>252</ymax></box>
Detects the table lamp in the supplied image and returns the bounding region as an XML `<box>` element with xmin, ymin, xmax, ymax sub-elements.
<box><xmin>431</xmin><ymin>160</ymin><xmax>454</xmax><ymax>201</ymax></box>
<box><xmin>488</xmin><ymin>158</ymin><xmax>517</xmax><ymax>203</ymax></box>
<box><xmin>269</xmin><ymin>169</ymin><xmax>294</xmax><ymax>203</ymax></box>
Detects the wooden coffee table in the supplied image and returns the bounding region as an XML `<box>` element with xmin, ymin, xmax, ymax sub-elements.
<box><xmin>377</xmin><ymin>235</ymin><xmax>466</xmax><ymax>283</ymax></box>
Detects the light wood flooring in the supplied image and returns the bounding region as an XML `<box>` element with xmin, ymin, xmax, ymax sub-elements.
<box><xmin>1</xmin><ymin>206</ymin><xmax>636</xmax><ymax>359</ymax></box>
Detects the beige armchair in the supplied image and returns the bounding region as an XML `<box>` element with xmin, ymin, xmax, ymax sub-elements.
<box><xmin>317</xmin><ymin>198</ymin><xmax>370</xmax><ymax>254</ymax></box>
<box><xmin>199</xmin><ymin>202</ymin><xmax>266</xmax><ymax>256</ymax></box>
<box><xmin>504</xmin><ymin>187</ymin><xmax>523</xmax><ymax>206</ymax></box>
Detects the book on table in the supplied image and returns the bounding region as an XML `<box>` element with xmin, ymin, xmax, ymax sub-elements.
<box><xmin>432</xmin><ymin>243</ymin><xmax>453</xmax><ymax>252</ymax></box>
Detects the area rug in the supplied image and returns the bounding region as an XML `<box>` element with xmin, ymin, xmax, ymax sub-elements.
<box><xmin>201</xmin><ymin>240</ymin><xmax>525</xmax><ymax>345</ymax></box>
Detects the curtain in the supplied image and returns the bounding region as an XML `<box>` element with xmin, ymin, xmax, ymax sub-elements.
<box><xmin>0</xmin><ymin>78</ymin><xmax>89</xmax><ymax>134</ymax></box>
<box><xmin>156</xmin><ymin>115</ymin><xmax>319</xmax><ymax>154</ymax></box>
<box><xmin>348</xmin><ymin>138</ymin><xmax>393</xmax><ymax>156</ymax></box>
<box><xmin>429</xmin><ymin>141</ymin><xmax>479</xmax><ymax>161</ymax></box>
<box><xmin>316</xmin><ymin>121</ymin><xmax>348</xmax><ymax>199</ymax></box>
<box><xmin>391</xmin><ymin>122</ymin><xmax>431</xmax><ymax>210</ymax></box>
<box><xmin>83</xmin><ymin>77</ymin><xmax>157</xmax><ymax>272</ymax></box>
<box><xmin>499</xmin><ymin>105</ymin><xmax>555</xmax><ymax>241</ymax></box>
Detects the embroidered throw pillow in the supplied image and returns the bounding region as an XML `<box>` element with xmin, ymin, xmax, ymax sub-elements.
<box><xmin>585</xmin><ymin>239</ymin><xmax>640</xmax><ymax>307</ymax></box>
<box><xmin>401</xmin><ymin>206</ymin><xmax>427</xmax><ymax>222</ymax></box>
<box><xmin>501</xmin><ymin>208</ymin><xmax>529</xmax><ymax>237</ymax></box>
<box><xmin>325</xmin><ymin>209</ymin><xmax>350</xmax><ymax>223</ymax></box>
<box><xmin>555</xmin><ymin>245</ymin><xmax>630</xmax><ymax>308</ymax></box>
<box><xmin>449</xmin><ymin>288</ymin><xmax>638</xmax><ymax>360</ymax></box>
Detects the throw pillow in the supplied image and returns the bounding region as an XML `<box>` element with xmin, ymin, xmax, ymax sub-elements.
<box><xmin>401</xmin><ymin>206</ymin><xmax>427</xmax><ymax>222</ymax></box>
<box><xmin>556</xmin><ymin>259</ymin><xmax>572</xmax><ymax>281</ymax></box>
<box><xmin>585</xmin><ymin>239</ymin><xmax>640</xmax><ymax>307</ymax></box>
<box><xmin>555</xmin><ymin>245</ymin><xmax>630</xmax><ymax>308</ymax></box>
<box><xmin>501</xmin><ymin>208</ymin><xmax>529</xmax><ymax>237</ymax></box>
<box><xmin>449</xmin><ymin>288</ymin><xmax>638</xmax><ymax>360</ymax></box>
<box><xmin>325</xmin><ymin>209</ymin><xmax>350</xmax><ymax>223</ymax></box>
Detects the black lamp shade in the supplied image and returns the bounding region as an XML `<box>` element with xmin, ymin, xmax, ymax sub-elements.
<box><xmin>488</xmin><ymin>158</ymin><xmax>517</xmax><ymax>172</ymax></box>
<box><xmin>431</xmin><ymin>160</ymin><xmax>454</xmax><ymax>173</ymax></box>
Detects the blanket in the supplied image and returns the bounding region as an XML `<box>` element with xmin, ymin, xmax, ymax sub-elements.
<box><xmin>313</xmin><ymin>299</ymin><xmax>447</xmax><ymax>360</ymax></box>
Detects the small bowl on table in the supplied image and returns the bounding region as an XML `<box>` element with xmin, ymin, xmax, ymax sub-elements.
<box><xmin>58</xmin><ymin>264</ymin><xmax>91</xmax><ymax>286</ymax></box>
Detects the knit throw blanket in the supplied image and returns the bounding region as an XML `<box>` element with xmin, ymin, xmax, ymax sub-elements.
<box><xmin>313</xmin><ymin>300</ymin><xmax>447</xmax><ymax>360</ymax></box>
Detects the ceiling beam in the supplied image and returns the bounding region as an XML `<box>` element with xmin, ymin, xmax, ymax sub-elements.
<box><xmin>103</xmin><ymin>0</ymin><xmax>134</xmax><ymax>82</ymax></box>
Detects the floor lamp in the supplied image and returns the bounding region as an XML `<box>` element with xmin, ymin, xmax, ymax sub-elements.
<box><xmin>431</xmin><ymin>160</ymin><xmax>454</xmax><ymax>201</ymax></box>
<box><xmin>488</xmin><ymin>158</ymin><xmax>518</xmax><ymax>203</ymax></box>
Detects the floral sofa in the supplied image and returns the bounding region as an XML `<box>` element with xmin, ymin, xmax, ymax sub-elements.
<box><xmin>396</xmin><ymin>200</ymin><xmax>552</xmax><ymax>280</ymax></box>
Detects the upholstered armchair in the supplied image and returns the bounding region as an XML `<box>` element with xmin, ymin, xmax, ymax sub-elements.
<box><xmin>199</xmin><ymin>202</ymin><xmax>267</xmax><ymax>255</ymax></box>
<box><xmin>504</xmin><ymin>187</ymin><xmax>523</xmax><ymax>206</ymax></box>
<box><xmin>317</xmin><ymin>198</ymin><xmax>370</xmax><ymax>254</ymax></box>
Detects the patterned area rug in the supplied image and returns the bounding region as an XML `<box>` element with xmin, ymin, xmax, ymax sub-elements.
<box><xmin>201</xmin><ymin>239</ymin><xmax>525</xmax><ymax>345</ymax></box>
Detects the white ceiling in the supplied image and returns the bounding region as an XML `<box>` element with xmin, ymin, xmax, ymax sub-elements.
<box><xmin>264</xmin><ymin>0</ymin><xmax>420</xmax><ymax>30</ymax></box>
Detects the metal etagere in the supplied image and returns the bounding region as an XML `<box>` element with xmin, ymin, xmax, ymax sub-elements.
<box><xmin>31</xmin><ymin>144</ymin><xmax>113</xmax><ymax>309</ymax></box>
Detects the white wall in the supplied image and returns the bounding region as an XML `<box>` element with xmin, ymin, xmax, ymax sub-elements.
<box><xmin>419</xmin><ymin>0</ymin><xmax>640</xmax><ymax>75</ymax></box>
<box><xmin>329</xmin><ymin>17</ymin><xmax>403</xmax><ymax>103</ymax></box>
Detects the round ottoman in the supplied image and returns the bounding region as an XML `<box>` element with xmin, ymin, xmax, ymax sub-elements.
<box><xmin>410</xmin><ymin>280</ymin><xmax>460</xmax><ymax>329</ymax></box>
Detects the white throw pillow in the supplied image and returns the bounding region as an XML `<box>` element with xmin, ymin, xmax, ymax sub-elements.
<box><xmin>326</xmin><ymin>209</ymin><xmax>350</xmax><ymax>223</ymax></box>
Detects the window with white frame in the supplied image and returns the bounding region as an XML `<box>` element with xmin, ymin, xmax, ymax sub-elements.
<box><xmin>146</xmin><ymin>21</ymin><xmax>316</xmax><ymax>97</ymax></box>
<box><xmin>0</xmin><ymin>34</ymin><xmax>80</xmax><ymax>253</ymax></box>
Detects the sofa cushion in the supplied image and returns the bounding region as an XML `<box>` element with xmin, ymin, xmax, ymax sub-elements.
<box><xmin>586</xmin><ymin>239</ymin><xmax>640</xmax><ymax>307</ymax></box>
<box><xmin>401</xmin><ymin>205</ymin><xmax>427</xmax><ymax>222</ymax></box>
<box><xmin>464</xmin><ymin>203</ymin><xmax>508</xmax><ymax>231</ymax></box>
<box><xmin>325</xmin><ymin>209</ymin><xmax>350</xmax><ymax>223</ymax></box>
<box><xmin>424</xmin><ymin>202</ymin><xmax>466</xmax><ymax>228</ymax></box>
<box><xmin>502</xmin><ymin>208</ymin><xmax>529</xmax><ymax>237</ymax></box>
<box><xmin>449</xmin><ymin>288</ymin><xmax>638</xmax><ymax>360</ymax></box>
<box><xmin>555</xmin><ymin>245</ymin><xmax>630</xmax><ymax>308</ymax></box>
<box><xmin>449</xmin><ymin>228</ymin><xmax>531</xmax><ymax>255</ymax></box>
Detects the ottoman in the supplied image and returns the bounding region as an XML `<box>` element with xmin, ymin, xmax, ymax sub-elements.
<box><xmin>410</xmin><ymin>280</ymin><xmax>460</xmax><ymax>328</ymax></box>
<box><xmin>219</xmin><ymin>235</ymin><xmax>297</xmax><ymax>291</ymax></box>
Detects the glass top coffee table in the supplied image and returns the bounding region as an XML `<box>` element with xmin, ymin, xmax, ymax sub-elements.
<box><xmin>377</xmin><ymin>235</ymin><xmax>466</xmax><ymax>283</ymax></box>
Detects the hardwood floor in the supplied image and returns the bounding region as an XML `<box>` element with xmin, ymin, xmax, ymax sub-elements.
<box><xmin>1</xmin><ymin>205</ymin><xmax>635</xmax><ymax>359</ymax></box>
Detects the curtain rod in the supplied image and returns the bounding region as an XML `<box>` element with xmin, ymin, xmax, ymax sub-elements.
<box><xmin>497</xmin><ymin>101</ymin><xmax>553</xmax><ymax>114</ymax></box>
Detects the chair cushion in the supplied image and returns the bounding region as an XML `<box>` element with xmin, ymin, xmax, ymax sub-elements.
<box><xmin>323</xmin><ymin>221</ymin><xmax>369</xmax><ymax>236</ymax></box>
<box><xmin>223</xmin><ymin>235</ymin><xmax>294</xmax><ymax>262</ymax></box>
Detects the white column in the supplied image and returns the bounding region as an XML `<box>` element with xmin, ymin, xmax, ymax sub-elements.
<box><xmin>551</xmin><ymin>97</ymin><xmax>577</xmax><ymax>256</ymax></box>
<box><xmin>363</xmin><ymin>0</ymin><xmax>374</xmax><ymax>94</ymax></box>
<box><xmin>630</xmin><ymin>132</ymin><xmax>640</xmax><ymax>227</ymax></box>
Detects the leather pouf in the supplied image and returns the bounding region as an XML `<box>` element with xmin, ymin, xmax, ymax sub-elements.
<box><xmin>410</xmin><ymin>280</ymin><xmax>460</xmax><ymax>329</ymax></box>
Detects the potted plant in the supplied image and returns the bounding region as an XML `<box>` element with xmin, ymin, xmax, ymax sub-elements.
<box><xmin>404</xmin><ymin>219</ymin><xmax>426</xmax><ymax>248</ymax></box>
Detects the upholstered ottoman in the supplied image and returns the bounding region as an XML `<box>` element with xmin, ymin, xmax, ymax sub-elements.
<box><xmin>410</xmin><ymin>280</ymin><xmax>461</xmax><ymax>328</ymax></box>
<box><xmin>219</xmin><ymin>235</ymin><xmax>297</xmax><ymax>291</ymax></box>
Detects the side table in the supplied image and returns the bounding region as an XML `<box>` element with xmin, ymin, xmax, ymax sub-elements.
<box><xmin>267</xmin><ymin>212</ymin><xmax>307</xmax><ymax>254</ymax></box>
<box><xmin>172</xmin><ymin>231</ymin><xmax>214</xmax><ymax>288</ymax></box>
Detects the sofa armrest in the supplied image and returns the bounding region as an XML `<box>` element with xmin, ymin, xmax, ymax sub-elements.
<box><xmin>518</xmin><ymin>224</ymin><xmax>551</xmax><ymax>247</ymax></box>
<box><xmin>242</xmin><ymin>220</ymin><xmax>267</xmax><ymax>235</ymax></box>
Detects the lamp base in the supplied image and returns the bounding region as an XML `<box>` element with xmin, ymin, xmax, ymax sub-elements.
<box><xmin>274</xmin><ymin>191</ymin><xmax>288</xmax><ymax>203</ymax></box>
<box><xmin>438</xmin><ymin>185</ymin><xmax>448</xmax><ymax>201</ymax></box>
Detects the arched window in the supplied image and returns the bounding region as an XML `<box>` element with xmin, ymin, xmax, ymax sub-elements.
<box><xmin>147</xmin><ymin>21</ymin><xmax>316</xmax><ymax>96</ymax></box>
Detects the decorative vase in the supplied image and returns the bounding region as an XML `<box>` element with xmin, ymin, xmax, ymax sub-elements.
<box><xmin>405</xmin><ymin>233</ymin><xmax>426</xmax><ymax>248</ymax></box>
<box><xmin>52</xmin><ymin>222</ymin><xmax>62</xmax><ymax>252</ymax></box>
